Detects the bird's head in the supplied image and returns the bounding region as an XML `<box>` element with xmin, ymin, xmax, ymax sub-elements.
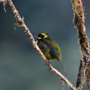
<box><xmin>35</xmin><ymin>33</ymin><xmax>50</xmax><ymax>40</ymax></box>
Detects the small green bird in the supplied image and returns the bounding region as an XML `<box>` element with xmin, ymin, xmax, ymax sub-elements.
<box><xmin>35</xmin><ymin>33</ymin><xmax>64</xmax><ymax>69</ymax></box>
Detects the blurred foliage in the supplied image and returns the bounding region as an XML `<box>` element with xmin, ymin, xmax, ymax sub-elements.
<box><xmin>0</xmin><ymin>0</ymin><xmax>90</xmax><ymax>90</ymax></box>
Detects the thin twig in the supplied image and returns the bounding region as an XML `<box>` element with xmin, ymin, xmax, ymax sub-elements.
<box><xmin>76</xmin><ymin>60</ymin><xmax>85</xmax><ymax>90</ymax></box>
<box><xmin>72</xmin><ymin>0</ymin><xmax>90</xmax><ymax>89</ymax></box>
<box><xmin>0</xmin><ymin>0</ymin><xmax>7</xmax><ymax>12</ymax></box>
<box><xmin>0</xmin><ymin>0</ymin><xmax>76</xmax><ymax>90</ymax></box>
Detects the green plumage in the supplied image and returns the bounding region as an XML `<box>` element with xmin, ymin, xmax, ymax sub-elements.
<box><xmin>35</xmin><ymin>33</ymin><xmax>64</xmax><ymax>69</ymax></box>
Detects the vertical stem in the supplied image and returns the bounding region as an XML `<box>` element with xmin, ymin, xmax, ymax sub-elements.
<box><xmin>72</xmin><ymin>0</ymin><xmax>90</xmax><ymax>89</ymax></box>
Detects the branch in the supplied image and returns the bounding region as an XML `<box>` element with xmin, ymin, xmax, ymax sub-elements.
<box><xmin>0</xmin><ymin>0</ymin><xmax>7</xmax><ymax>12</ymax></box>
<box><xmin>72</xmin><ymin>0</ymin><xmax>90</xmax><ymax>89</ymax></box>
<box><xmin>76</xmin><ymin>60</ymin><xmax>85</xmax><ymax>90</ymax></box>
<box><xmin>0</xmin><ymin>0</ymin><xmax>76</xmax><ymax>90</ymax></box>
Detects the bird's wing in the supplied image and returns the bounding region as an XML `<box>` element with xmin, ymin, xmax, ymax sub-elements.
<box><xmin>49</xmin><ymin>47</ymin><xmax>59</xmax><ymax>60</ymax></box>
<box><xmin>50</xmin><ymin>48</ymin><xmax>64</xmax><ymax>69</ymax></box>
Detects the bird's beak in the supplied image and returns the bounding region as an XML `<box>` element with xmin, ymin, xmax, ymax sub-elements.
<box><xmin>34</xmin><ymin>35</ymin><xmax>41</xmax><ymax>39</ymax></box>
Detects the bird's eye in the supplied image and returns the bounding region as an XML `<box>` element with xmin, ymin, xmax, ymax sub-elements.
<box><xmin>38</xmin><ymin>33</ymin><xmax>48</xmax><ymax>39</ymax></box>
<box><xmin>38</xmin><ymin>34</ymin><xmax>44</xmax><ymax>38</ymax></box>
<box><xmin>41</xmin><ymin>33</ymin><xmax>48</xmax><ymax>38</ymax></box>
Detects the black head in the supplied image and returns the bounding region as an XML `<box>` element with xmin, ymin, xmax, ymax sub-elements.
<box><xmin>36</xmin><ymin>33</ymin><xmax>49</xmax><ymax>40</ymax></box>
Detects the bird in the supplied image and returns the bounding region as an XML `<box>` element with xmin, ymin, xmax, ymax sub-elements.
<box><xmin>35</xmin><ymin>33</ymin><xmax>64</xmax><ymax>69</ymax></box>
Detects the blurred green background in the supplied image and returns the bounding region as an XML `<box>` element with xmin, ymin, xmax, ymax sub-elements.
<box><xmin>0</xmin><ymin>0</ymin><xmax>90</xmax><ymax>90</ymax></box>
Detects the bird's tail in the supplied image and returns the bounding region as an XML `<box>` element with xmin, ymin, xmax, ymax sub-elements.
<box><xmin>57</xmin><ymin>57</ymin><xmax>65</xmax><ymax>70</ymax></box>
<box><xmin>59</xmin><ymin>61</ymin><xmax>65</xmax><ymax>70</ymax></box>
